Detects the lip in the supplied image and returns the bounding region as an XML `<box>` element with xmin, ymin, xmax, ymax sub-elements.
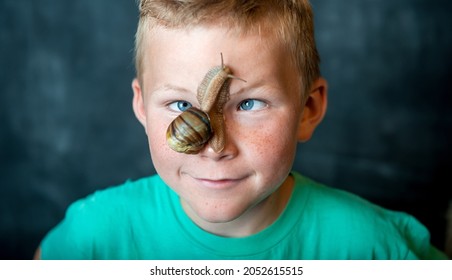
<box><xmin>192</xmin><ymin>176</ymin><xmax>246</xmax><ymax>190</ymax></box>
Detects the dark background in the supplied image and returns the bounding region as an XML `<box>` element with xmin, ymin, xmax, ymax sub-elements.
<box><xmin>1</xmin><ymin>0</ymin><xmax>451</xmax><ymax>259</ymax></box>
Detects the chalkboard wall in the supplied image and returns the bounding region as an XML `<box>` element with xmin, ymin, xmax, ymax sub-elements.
<box><xmin>1</xmin><ymin>0</ymin><xmax>451</xmax><ymax>259</ymax></box>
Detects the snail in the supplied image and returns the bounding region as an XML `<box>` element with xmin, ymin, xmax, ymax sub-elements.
<box><xmin>166</xmin><ymin>54</ymin><xmax>245</xmax><ymax>154</ymax></box>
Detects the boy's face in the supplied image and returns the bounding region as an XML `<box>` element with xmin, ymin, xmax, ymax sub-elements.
<box><xmin>132</xmin><ymin>25</ymin><xmax>323</xmax><ymax>235</ymax></box>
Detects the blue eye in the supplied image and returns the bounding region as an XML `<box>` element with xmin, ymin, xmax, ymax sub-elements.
<box><xmin>169</xmin><ymin>101</ymin><xmax>192</xmax><ymax>112</ymax></box>
<box><xmin>238</xmin><ymin>99</ymin><xmax>266</xmax><ymax>111</ymax></box>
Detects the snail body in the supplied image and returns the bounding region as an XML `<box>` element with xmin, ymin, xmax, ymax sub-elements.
<box><xmin>197</xmin><ymin>64</ymin><xmax>232</xmax><ymax>112</ymax></box>
<box><xmin>166</xmin><ymin>107</ymin><xmax>212</xmax><ymax>154</ymax></box>
<box><xmin>196</xmin><ymin>57</ymin><xmax>236</xmax><ymax>153</ymax></box>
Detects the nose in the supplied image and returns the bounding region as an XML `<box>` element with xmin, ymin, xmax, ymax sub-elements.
<box><xmin>198</xmin><ymin>128</ymin><xmax>238</xmax><ymax>161</ymax></box>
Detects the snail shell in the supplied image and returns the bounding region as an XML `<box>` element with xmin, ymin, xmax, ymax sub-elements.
<box><xmin>166</xmin><ymin>107</ymin><xmax>212</xmax><ymax>154</ymax></box>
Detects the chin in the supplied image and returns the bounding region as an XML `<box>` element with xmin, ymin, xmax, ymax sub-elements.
<box><xmin>194</xmin><ymin>204</ymin><xmax>248</xmax><ymax>224</ymax></box>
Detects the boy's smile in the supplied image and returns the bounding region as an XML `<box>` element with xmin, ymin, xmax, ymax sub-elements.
<box><xmin>132</xmin><ymin>25</ymin><xmax>312</xmax><ymax>237</ymax></box>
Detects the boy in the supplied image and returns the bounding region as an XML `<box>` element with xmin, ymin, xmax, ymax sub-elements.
<box><xmin>35</xmin><ymin>0</ymin><xmax>447</xmax><ymax>259</ymax></box>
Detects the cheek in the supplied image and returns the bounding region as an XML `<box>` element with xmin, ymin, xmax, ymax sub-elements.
<box><xmin>146</xmin><ymin>118</ymin><xmax>166</xmax><ymax>149</ymax></box>
<box><xmin>146</xmin><ymin>118</ymin><xmax>177</xmax><ymax>169</ymax></box>
<box><xmin>238</xmin><ymin>118</ymin><xmax>298</xmax><ymax>171</ymax></box>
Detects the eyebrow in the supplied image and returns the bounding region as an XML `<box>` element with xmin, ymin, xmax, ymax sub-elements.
<box><xmin>229</xmin><ymin>80</ymin><xmax>269</xmax><ymax>96</ymax></box>
<box><xmin>151</xmin><ymin>80</ymin><xmax>270</xmax><ymax>98</ymax></box>
<box><xmin>150</xmin><ymin>84</ymin><xmax>193</xmax><ymax>96</ymax></box>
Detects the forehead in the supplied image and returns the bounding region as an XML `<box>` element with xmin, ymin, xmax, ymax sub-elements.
<box><xmin>140</xmin><ymin>25</ymin><xmax>298</xmax><ymax>94</ymax></box>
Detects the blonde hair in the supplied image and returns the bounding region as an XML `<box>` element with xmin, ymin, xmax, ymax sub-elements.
<box><xmin>134</xmin><ymin>0</ymin><xmax>320</xmax><ymax>98</ymax></box>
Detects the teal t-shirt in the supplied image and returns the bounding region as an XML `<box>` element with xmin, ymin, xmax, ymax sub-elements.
<box><xmin>41</xmin><ymin>172</ymin><xmax>447</xmax><ymax>259</ymax></box>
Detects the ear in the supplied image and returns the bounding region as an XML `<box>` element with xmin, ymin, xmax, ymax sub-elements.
<box><xmin>297</xmin><ymin>77</ymin><xmax>328</xmax><ymax>142</ymax></box>
<box><xmin>132</xmin><ymin>78</ymin><xmax>148</xmax><ymax>131</ymax></box>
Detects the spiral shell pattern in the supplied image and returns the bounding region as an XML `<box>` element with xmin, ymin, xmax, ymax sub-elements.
<box><xmin>166</xmin><ymin>107</ymin><xmax>212</xmax><ymax>154</ymax></box>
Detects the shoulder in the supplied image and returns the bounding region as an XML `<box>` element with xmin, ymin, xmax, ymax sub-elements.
<box><xmin>41</xmin><ymin>174</ymin><xmax>168</xmax><ymax>259</ymax></box>
<box><xmin>293</xmin><ymin>172</ymin><xmax>411</xmax><ymax>225</ymax></box>
<box><xmin>291</xmin><ymin>172</ymin><xmax>444</xmax><ymax>259</ymax></box>
<box><xmin>64</xmin><ymin>174</ymin><xmax>166</xmax><ymax>218</ymax></box>
<box><xmin>293</xmin><ymin>172</ymin><xmax>391</xmax><ymax>220</ymax></box>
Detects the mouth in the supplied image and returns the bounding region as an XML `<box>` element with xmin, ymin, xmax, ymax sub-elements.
<box><xmin>191</xmin><ymin>176</ymin><xmax>248</xmax><ymax>190</ymax></box>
